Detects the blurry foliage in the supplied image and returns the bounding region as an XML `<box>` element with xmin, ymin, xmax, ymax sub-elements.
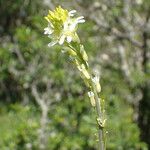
<box><xmin>0</xmin><ymin>0</ymin><xmax>149</xmax><ymax>150</ymax></box>
<box><xmin>0</xmin><ymin>104</ymin><xmax>39</xmax><ymax>150</ymax></box>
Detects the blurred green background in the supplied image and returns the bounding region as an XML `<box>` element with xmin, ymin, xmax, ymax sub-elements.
<box><xmin>0</xmin><ymin>0</ymin><xmax>150</xmax><ymax>149</ymax></box>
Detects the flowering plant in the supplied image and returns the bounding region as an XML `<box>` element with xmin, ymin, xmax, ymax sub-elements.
<box><xmin>44</xmin><ymin>6</ymin><xmax>85</xmax><ymax>46</ymax></box>
<box><xmin>44</xmin><ymin>6</ymin><xmax>106</xmax><ymax>150</ymax></box>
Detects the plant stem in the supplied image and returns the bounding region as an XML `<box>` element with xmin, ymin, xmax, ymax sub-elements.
<box><xmin>67</xmin><ymin>43</ymin><xmax>106</xmax><ymax>150</ymax></box>
<box><xmin>91</xmin><ymin>81</ymin><xmax>105</xmax><ymax>150</ymax></box>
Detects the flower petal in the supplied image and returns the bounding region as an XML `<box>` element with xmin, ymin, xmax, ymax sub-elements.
<box><xmin>76</xmin><ymin>16</ymin><xmax>85</xmax><ymax>23</ymax></box>
<box><xmin>69</xmin><ymin>10</ymin><xmax>77</xmax><ymax>16</ymax></box>
<box><xmin>64</xmin><ymin>22</ymin><xmax>69</xmax><ymax>30</ymax></box>
<box><xmin>69</xmin><ymin>10</ymin><xmax>77</xmax><ymax>14</ymax></box>
<box><xmin>66</xmin><ymin>36</ymin><xmax>72</xmax><ymax>43</ymax></box>
<box><xmin>59</xmin><ymin>35</ymin><xmax>66</xmax><ymax>45</ymax></box>
<box><xmin>77</xmin><ymin>19</ymin><xmax>85</xmax><ymax>23</ymax></box>
<box><xmin>69</xmin><ymin>22</ymin><xmax>77</xmax><ymax>31</ymax></box>
<box><xmin>77</xmin><ymin>16</ymin><xmax>84</xmax><ymax>20</ymax></box>
<box><xmin>44</xmin><ymin>27</ymin><xmax>53</xmax><ymax>35</ymax></box>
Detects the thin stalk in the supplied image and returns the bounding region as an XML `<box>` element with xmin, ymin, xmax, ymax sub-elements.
<box><xmin>67</xmin><ymin>43</ymin><xmax>106</xmax><ymax>150</ymax></box>
<box><xmin>91</xmin><ymin>81</ymin><xmax>105</xmax><ymax>150</ymax></box>
<box><xmin>86</xmin><ymin>66</ymin><xmax>106</xmax><ymax>150</ymax></box>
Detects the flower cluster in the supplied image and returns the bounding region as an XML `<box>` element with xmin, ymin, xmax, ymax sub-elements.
<box><xmin>44</xmin><ymin>6</ymin><xmax>85</xmax><ymax>47</ymax></box>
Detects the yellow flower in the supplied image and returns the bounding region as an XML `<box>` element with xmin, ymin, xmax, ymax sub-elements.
<box><xmin>44</xmin><ymin>6</ymin><xmax>85</xmax><ymax>47</ymax></box>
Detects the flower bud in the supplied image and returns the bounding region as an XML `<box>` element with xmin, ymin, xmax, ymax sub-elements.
<box><xmin>92</xmin><ymin>75</ymin><xmax>101</xmax><ymax>93</ymax></box>
<box><xmin>78</xmin><ymin>64</ymin><xmax>90</xmax><ymax>79</ymax></box>
<box><xmin>73</xmin><ymin>33</ymin><xmax>80</xmax><ymax>43</ymax></box>
<box><xmin>96</xmin><ymin>82</ymin><xmax>101</xmax><ymax>93</ymax></box>
<box><xmin>68</xmin><ymin>49</ymin><xmax>77</xmax><ymax>56</ymax></box>
<box><xmin>88</xmin><ymin>91</ymin><xmax>96</xmax><ymax>107</ymax></box>
<box><xmin>80</xmin><ymin>45</ymin><xmax>88</xmax><ymax>61</ymax></box>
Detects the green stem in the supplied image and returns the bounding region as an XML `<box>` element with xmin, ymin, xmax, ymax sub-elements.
<box><xmin>91</xmin><ymin>81</ymin><xmax>105</xmax><ymax>150</ymax></box>
<box><xmin>67</xmin><ymin>43</ymin><xmax>106</xmax><ymax>150</ymax></box>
